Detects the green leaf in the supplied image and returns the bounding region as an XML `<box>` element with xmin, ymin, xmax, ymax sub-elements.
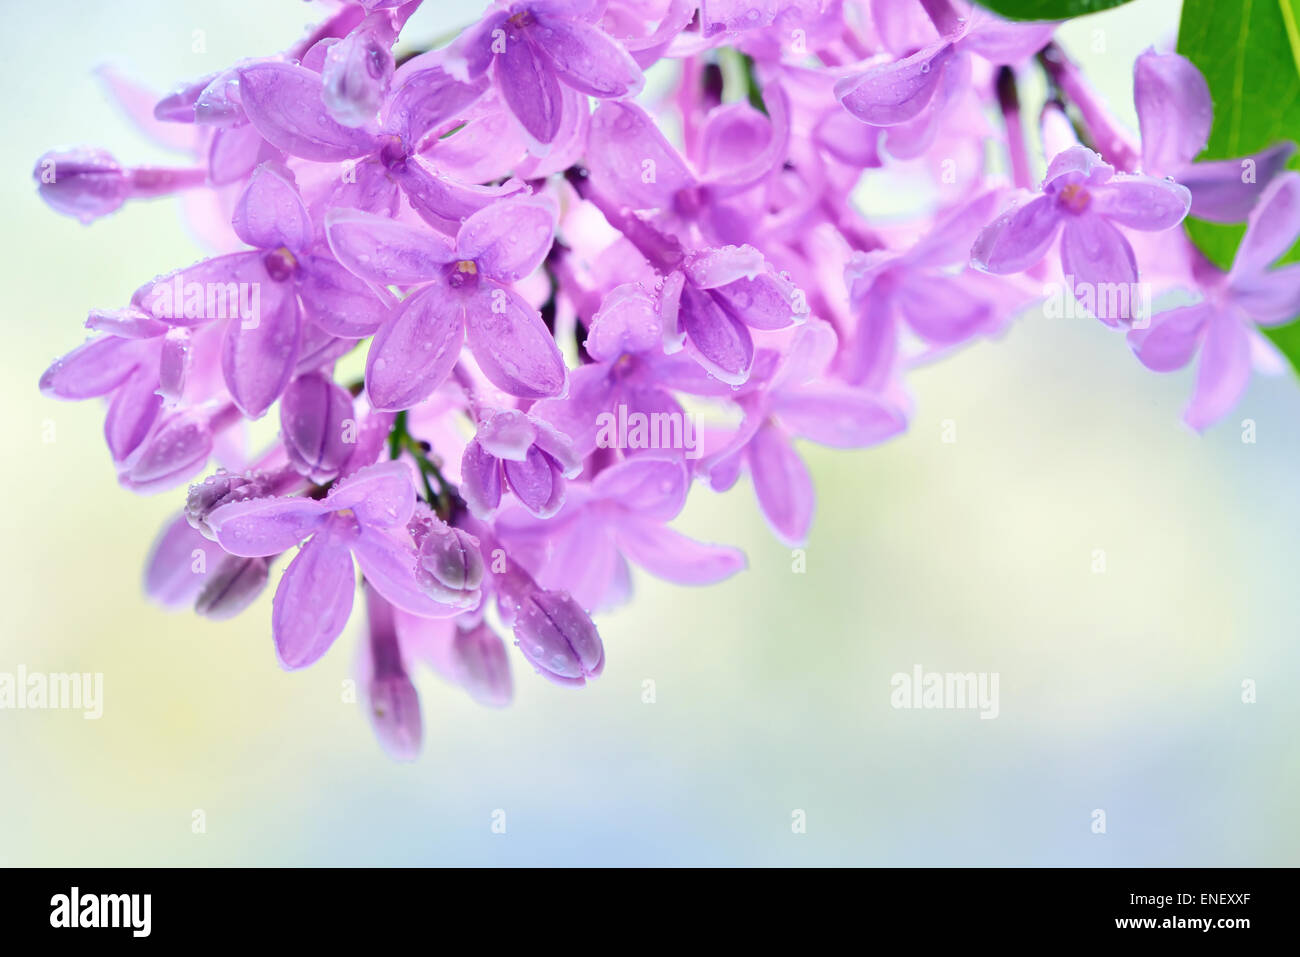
<box><xmin>974</xmin><ymin>0</ymin><xmax>1136</xmax><ymax>21</ymax></box>
<box><xmin>1178</xmin><ymin>0</ymin><xmax>1300</xmax><ymax>373</ymax></box>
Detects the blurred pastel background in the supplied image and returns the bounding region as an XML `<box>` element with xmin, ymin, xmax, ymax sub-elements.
<box><xmin>1</xmin><ymin>0</ymin><xmax>1297</xmax><ymax>866</ymax></box>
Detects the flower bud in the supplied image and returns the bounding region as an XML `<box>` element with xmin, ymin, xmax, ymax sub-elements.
<box><xmin>364</xmin><ymin>583</ymin><xmax>422</xmax><ymax>761</ymax></box>
<box><xmin>34</xmin><ymin>148</ymin><xmax>131</xmax><ymax>224</ymax></box>
<box><xmin>451</xmin><ymin>622</ymin><xmax>512</xmax><ymax>707</ymax></box>
<box><xmin>280</xmin><ymin>372</ymin><xmax>356</xmax><ymax>483</ymax></box>
<box><xmin>323</xmin><ymin>21</ymin><xmax>395</xmax><ymax>127</ymax></box>
<box><xmin>186</xmin><ymin>469</ymin><xmax>282</xmax><ymax>539</ymax></box>
<box><xmin>194</xmin><ymin>556</ymin><xmax>269</xmax><ymax>620</ymax></box>
<box><xmin>415</xmin><ymin>524</ymin><xmax>484</xmax><ymax>608</ymax></box>
<box><xmin>118</xmin><ymin>409</ymin><xmax>215</xmax><ymax>493</ymax></box>
<box><xmin>512</xmin><ymin>590</ymin><xmax>604</xmax><ymax>687</ymax></box>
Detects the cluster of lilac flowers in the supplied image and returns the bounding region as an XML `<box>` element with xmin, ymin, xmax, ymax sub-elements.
<box><xmin>36</xmin><ymin>0</ymin><xmax>1300</xmax><ymax>758</ymax></box>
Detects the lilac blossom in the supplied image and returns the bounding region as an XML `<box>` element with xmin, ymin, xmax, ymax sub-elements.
<box><xmin>449</xmin><ymin>1</ymin><xmax>644</xmax><ymax>146</ymax></box>
<box><xmin>128</xmin><ymin>161</ymin><xmax>390</xmax><ymax>418</ymax></box>
<box><xmin>495</xmin><ymin>456</ymin><xmax>745</xmax><ymax>612</ymax></box>
<box><xmin>1129</xmin><ymin>173</ymin><xmax>1300</xmax><ymax>430</ymax></box>
<box><xmin>835</xmin><ymin>1</ymin><xmax>1056</xmax><ymax>160</ymax></box>
<box><xmin>971</xmin><ymin>146</ymin><xmax>1191</xmax><ymax>325</ymax></box>
<box><xmin>704</xmin><ymin>320</ymin><xmax>907</xmax><ymax>545</ymax></box>
<box><xmin>461</xmin><ymin>409</ymin><xmax>582</xmax><ymax>519</ymax></box>
<box><xmin>325</xmin><ymin>195</ymin><xmax>566</xmax><ymax>405</ymax></box>
<box><xmin>1132</xmin><ymin>50</ymin><xmax>1295</xmax><ymax>223</ymax></box>
<box><xmin>206</xmin><ymin>461</ymin><xmax>462</xmax><ymax>668</ymax></box>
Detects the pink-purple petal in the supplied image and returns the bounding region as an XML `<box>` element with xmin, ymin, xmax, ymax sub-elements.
<box><xmin>237</xmin><ymin>61</ymin><xmax>378</xmax><ymax>162</ymax></box>
<box><xmin>970</xmin><ymin>195</ymin><xmax>1062</xmax><ymax>275</ymax></box>
<box><xmin>209</xmin><ymin>495</ymin><xmax>328</xmax><ymax>557</ymax></box>
<box><xmin>325</xmin><ymin>206</ymin><xmax>456</xmax><ymax>285</ymax></box>
<box><xmin>272</xmin><ymin>529</ymin><xmax>357</xmax><ymax>669</ymax></box>
<box><xmin>364</xmin><ymin>284</ymin><xmax>464</xmax><ymax>411</ymax></box>
<box><xmin>463</xmin><ymin>281</ymin><xmax>567</xmax><ymax>399</ymax></box>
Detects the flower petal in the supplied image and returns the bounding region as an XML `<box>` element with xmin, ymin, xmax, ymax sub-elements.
<box><xmin>1090</xmin><ymin>174</ymin><xmax>1190</xmax><ymax>231</ymax></box>
<box><xmin>476</xmin><ymin>410</ymin><xmax>537</xmax><ymax>461</ymax></box>
<box><xmin>272</xmin><ymin>529</ymin><xmax>356</xmax><ymax>669</ymax></box>
<box><xmin>460</xmin><ymin>439</ymin><xmax>503</xmax><ymax>518</ymax></box>
<box><xmin>496</xmin><ymin>33</ymin><xmax>564</xmax><ymax>143</ymax></box>
<box><xmin>1134</xmin><ymin>51</ymin><xmax>1212</xmax><ymax>172</ymax></box>
<box><xmin>773</xmin><ymin>387</ymin><xmax>907</xmax><ymax>448</ymax></box>
<box><xmin>1179</xmin><ymin>142</ymin><xmax>1296</xmax><ymax>224</ymax></box>
<box><xmin>221</xmin><ymin>277</ymin><xmax>302</xmax><ymax>418</ymax></box>
<box><xmin>591</xmin><ymin>456</ymin><xmax>688</xmax><ymax>520</ymax></box>
<box><xmin>464</xmin><ymin>281</ymin><xmax>567</xmax><ymax>398</ymax></box>
<box><xmin>390</xmin><ymin>159</ymin><xmax>526</xmax><ymax>236</ymax></box>
<box><xmin>531</xmin><ymin>13</ymin><xmax>644</xmax><ymax>97</ymax></box>
<box><xmin>232</xmin><ymin>162</ymin><xmax>313</xmax><ymax>253</ymax></box>
<box><xmin>1058</xmin><ymin>215</ymin><xmax>1138</xmax><ymax>325</ymax></box>
<box><xmin>353</xmin><ymin>525</ymin><xmax>465</xmax><ymax>618</ymax></box>
<box><xmin>295</xmin><ymin>254</ymin><xmax>391</xmax><ymax>339</ymax></box>
<box><xmin>586</xmin><ymin>100</ymin><xmax>694</xmax><ymax>209</ymax></box>
<box><xmin>325</xmin><ymin>460</ymin><xmax>418</xmax><ymax>528</ymax></box>
<box><xmin>143</xmin><ymin>513</ymin><xmax>217</xmax><ymax>610</ymax></box>
<box><xmin>970</xmin><ymin>195</ymin><xmax>1062</xmax><ymax>274</ymax></box>
<box><xmin>1185</xmin><ymin>309</ymin><xmax>1251</xmax><ymax>431</ymax></box>
<box><xmin>280</xmin><ymin>372</ymin><xmax>356</xmax><ymax>482</ymax></box>
<box><xmin>615</xmin><ymin>519</ymin><xmax>746</xmax><ymax>585</ymax></box>
<box><xmin>680</xmin><ymin>283</ymin><xmax>754</xmax><ymax>385</ymax></box>
<box><xmin>325</xmin><ymin>206</ymin><xmax>456</xmax><ymax>285</ymax></box>
<box><xmin>1232</xmin><ymin>172</ymin><xmax>1300</xmax><ymax>280</ymax></box>
<box><xmin>237</xmin><ymin>61</ymin><xmax>378</xmax><ymax>161</ymax></box>
<box><xmin>834</xmin><ymin>41</ymin><xmax>955</xmax><ymax>127</ymax></box>
<box><xmin>364</xmin><ymin>284</ymin><xmax>464</xmax><ymax>411</ymax></box>
<box><xmin>1231</xmin><ymin>263</ymin><xmax>1300</xmax><ymax>324</ymax></box>
<box><xmin>382</xmin><ymin>65</ymin><xmax>489</xmax><ymax>143</ymax></box>
<box><xmin>455</xmin><ymin>196</ymin><xmax>556</xmax><ymax>282</ymax></box>
<box><xmin>1127</xmin><ymin>302</ymin><xmax>1212</xmax><ymax>372</ymax></box>
<box><xmin>504</xmin><ymin>446</ymin><xmax>562</xmax><ymax>517</ymax></box>
<box><xmin>104</xmin><ymin>370</ymin><xmax>163</xmax><ymax>463</ymax></box>
<box><xmin>40</xmin><ymin>335</ymin><xmax>142</xmax><ymax>399</ymax></box>
<box><xmin>748</xmin><ymin>422</ymin><xmax>814</xmax><ymax>547</ymax></box>
<box><xmin>209</xmin><ymin>495</ymin><xmax>327</xmax><ymax>557</ymax></box>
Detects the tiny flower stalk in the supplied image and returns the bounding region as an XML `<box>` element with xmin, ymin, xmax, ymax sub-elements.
<box><xmin>1037</xmin><ymin>43</ymin><xmax>1140</xmax><ymax>173</ymax></box>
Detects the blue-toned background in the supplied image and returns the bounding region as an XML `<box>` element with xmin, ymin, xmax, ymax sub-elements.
<box><xmin>2</xmin><ymin>0</ymin><xmax>1297</xmax><ymax>865</ymax></box>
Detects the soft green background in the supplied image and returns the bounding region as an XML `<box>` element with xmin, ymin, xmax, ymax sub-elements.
<box><xmin>2</xmin><ymin>0</ymin><xmax>1297</xmax><ymax>865</ymax></box>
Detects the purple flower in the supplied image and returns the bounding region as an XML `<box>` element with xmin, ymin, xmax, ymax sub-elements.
<box><xmin>207</xmin><ymin>461</ymin><xmax>463</xmax><ymax>669</ymax></box>
<box><xmin>846</xmin><ymin>189</ymin><xmax>1027</xmax><ymax>388</ymax></box>
<box><xmin>460</xmin><ymin>409</ymin><xmax>581</xmax><ymax>519</ymax></box>
<box><xmin>531</xmin><ymin>280</ymin><xmax>731</xmax><ymax>458</ymax></box>
<box><xmin>1133</xmin><ymin>51</ymin><xmax>1295</xmax><ymax>224</ymax></box>
<box><xmin>236</xmin><ymin>57</ymin><xmax>517</xmax><ymax>231</ymax></box>
<box><xmin>496</xmin><ymin>456</ymin><xmax>746</xmax><ymax>612</ymax></box>
<box><xmin>835</xmin><ymin>3</ymin><xmax>1056</xmax><ymax>159</ymax></box>
<box><xmin>325</xmin><ymin>195</ymin><xmax>567</xmax><ymax>406</ymax></box>
<box><xmin>585</xmin><ymin>94</ymin><xmax>790</xmax><ymax>244</ymax></box>
<box><xmin>128</xmin><ymin>162</ymin><xmax>390</xmax><ymax>417</ymax></box>
<box><xmin>971</xmin><ymin>146</ymin><xmax>1191</xmax><ymax>325</ymax></box>
<box><xmin>703</xmin><ymin>320</ymin><xmax>907</xmax><ymax>545</ymax></box>
<box><xmin>1129</xmin><ymin>173</ymin><xmax>1300</xmax><ymax>430</ymax></box>
<box><xmin>450</xmin><ymin>1</ymin><xmax>644</xmax><ymax>145</ymax></box>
